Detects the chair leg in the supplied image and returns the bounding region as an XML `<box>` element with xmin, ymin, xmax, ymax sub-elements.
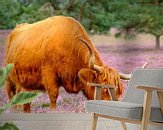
<box><xmin>141</xmin><ymin>123</ymin><xmax>148</xmax><ymax>130</ymax></box>
<box><xmin>141</xmin><ymin>90</ymin><xmax>152</xmax><ymax>130</ymax></box>
<box><xmin>92</xmin><ymin>113</ymin><xmax>98</xmax><ymax>130</ymax></box>
<box><xmin>121</xmin><ymin>121</ymin><xmax>127</xmax><ymax>130</ymax></box>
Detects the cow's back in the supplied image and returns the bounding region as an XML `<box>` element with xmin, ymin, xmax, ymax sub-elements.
<box><xmin>6</xmin><ymin>16</ymin><xmax>86</xmax><ymax>64</ymax></box>
<box><xmin>5</xmin><ymin>16</ymin><xmax>102</xmax><ymax>89</ymax></box>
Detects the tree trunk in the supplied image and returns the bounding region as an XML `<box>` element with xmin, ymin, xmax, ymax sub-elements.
<box><xmin>64</xmin><ymin>0</ymin><xmax>75</xmax><ymax>12</ymax></box>
<box><xmin>155</xmin><ymin>35</ymin><xmax>160</xmax><ymax>50</ymax></box>
<box><xmin>77</xmin><ymin>2</ymin><xmax>87</xmax><ymax>21</ymax></box>
<box><xmin>155</xmin><ymin>0</ymin><xmax>160</xmax><ymax>5</ymax></box>
<box><xmin>49</xmin><ymin>0</ymin><xmax>60</xmax><ymax>10</ymax></box>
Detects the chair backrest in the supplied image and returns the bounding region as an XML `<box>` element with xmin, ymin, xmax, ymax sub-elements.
<box><xmin>123</xmin><ymin>68</ymin><xmax>163</xmax><ymax>107</ymax></box>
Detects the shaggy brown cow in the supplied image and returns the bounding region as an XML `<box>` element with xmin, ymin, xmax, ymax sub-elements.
<box><xmin>5</xmin><ymin>16</ymin><xmax>125</xmax><ymax>112</ymax></box>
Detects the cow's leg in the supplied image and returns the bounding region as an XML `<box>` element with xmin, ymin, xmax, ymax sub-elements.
<box><xmin>6</xmin><ymin>78</ymin><xmax>31</xmax><ymax>112</ymax></box>
<box><xmin>42</xmin><ymin>66</ymin><xmax>59</xmax><ymax>110</ymax></box>
<box><xmin>23</xmin><ymin>103</ymin><xmax>31</xmax><ymax>113</ymax></box>
<box><xmin>19</xmin><ymin>87</ymin><xmax>31</xmax><ymax>113</ymax></box>
<box><xmin>47</xmin><ymin>86</ymin><xmax>59</xmax><ymax>110</ymax></box>
<box><xmin>6</xmin><ymin>77</ymin><xmax>16</xmax><ymax>100</ymax></box>
<box><xmin>5</xmin><ymin>78</ymin><xmax>20</xmax><ymax>111</ymax></box>
<box><xmin>14</xmin><ymin>83</ymin><xmax>32</xmax><ymax>113</ymax></box>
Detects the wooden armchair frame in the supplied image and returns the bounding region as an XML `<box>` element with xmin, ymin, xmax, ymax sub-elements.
<box><xmin>88</xmin><ymin>83</ymin><xmax>163</xmax><ymax>130</ymax></box>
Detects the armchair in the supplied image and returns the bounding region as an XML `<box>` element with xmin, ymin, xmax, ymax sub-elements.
<box><xmin>86</xmin><ymin>68</ymin><xmax>163</xmax><ymax>130</ymax></box>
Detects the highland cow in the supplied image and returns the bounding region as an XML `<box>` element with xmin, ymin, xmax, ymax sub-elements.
<box><xmin>5</xmin><ymin>16</ymin><xmax>127</xmax><ymax>112</ymax></box>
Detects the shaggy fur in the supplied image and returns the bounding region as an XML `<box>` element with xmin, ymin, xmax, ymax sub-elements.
<box><xmin>5</xmin><ymin>16</ymin><xmax>123</xmax><ymax>112</ymax></box>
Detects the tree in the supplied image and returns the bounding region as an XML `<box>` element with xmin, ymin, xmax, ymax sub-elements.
<box><xmin>54</xmin><ymin>0</ymin><xmax>163</xmax><ymax>49</ymax></box>
<box><xmin>0</xmin><ymin>0</ymin><xmax>162</xmax><ymax>49</ymax></box>
<box><xmin>109</xmin><ymin>0</ymin><xmax>163</xmax><ymax>49</ymax></box>
<box><xmin>137</xmin><ymin>6</ymin><xmax>163</xmax><ymax>49</ymax></box>
<box><xmin>0</xmin><ymin>0</ymin><xmax>20</xmax><ymax>29</ymax></box>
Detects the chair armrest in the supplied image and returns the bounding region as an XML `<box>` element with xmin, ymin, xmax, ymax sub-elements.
<box><xmin>87</xmin><ymin>83</ymin><xmax>114</xmax><ymax>89</ymax></box>
<box><xmin>137</xmin><ymin>86</ymin><xmax>163</xmax><ymax>115</ymax></box>
<box><xmin>137</xmin><ymin>86</ymin><xmax>163</xmax><ymax>92</ymax></box>
<box><xmin>87</xmin><ymin>83</ymin><xmax>118</xmax><ymax>101</ymax></box>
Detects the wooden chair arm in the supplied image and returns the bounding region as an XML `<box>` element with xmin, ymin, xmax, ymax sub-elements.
<box><xmin>87</xmin><ymin>83</ymin><xmax>114</xmax><ymax>89</ymax></box>
<box><xmin>137</xmin><ymin>86</ymin><xmax>163</xmax><ymax>116</ymax></box>
<box><xmin>87</xmin><ymin>83</ymin><xmax>118</xmax><ymax>101</ymax></box>
<box><xmin>137</xmin><ymin>86</ymin><xmax>163</xmax><ymax>92</ymax></box>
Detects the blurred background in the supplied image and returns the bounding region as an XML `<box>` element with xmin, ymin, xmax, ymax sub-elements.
<box><xmin>0</xmin><ymin>0</ymin><xmax>163</xmax><ymax>113</ymax></box>
<box><xmin>0</xmin><ymin>0</ymin><xmax>162</xmax><ymax>48</ymax></box>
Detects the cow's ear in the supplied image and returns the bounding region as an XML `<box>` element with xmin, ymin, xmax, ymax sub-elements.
<box><xmin>78</xmin><ymin>68</ymin><xmax>97</xmax><ymax>84</ymax></box>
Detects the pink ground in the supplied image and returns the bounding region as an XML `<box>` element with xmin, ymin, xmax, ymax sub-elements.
<box><xmin>0</xmin><ymin>30</ymin><xmax>163</xmax><ymax>113</ymax></box>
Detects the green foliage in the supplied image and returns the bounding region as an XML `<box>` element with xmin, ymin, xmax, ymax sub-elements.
<box><xmin>137</xmin><ymin>5</ymin><xmax>163</xmax><ymax>36</ymax></box>
<box><xmin>11</xmin><ymin>92</ymin><xmax>42</xmax><ymax>106</ymax></box>
<box><xmin>0</xmin><ymin>63</ymin><xmax>19</xmax><ymax>130</ymax></box>
<box><xmin>0</xmin><ymin>92</ymin><xmax>42</xmax><ymax>113</ymax></box>
<box><xmin>41</xmin><ymin>103</ymin><xmax>50</xmax><ymax>108</ymax></box>
<box><xmin>0</xmin><ymin>0</ymin><xmax>162</xmax><ymax>34</ymax></box>
<box><xmin>0</xmin><ymin>0</ymin><xmax>50</xmax><ymax>29</ymax></box>
<box><xmin>0</xmin><ymin>64</ymin><xmax>14</xmax><ymax>87</ymax></box>
<box><xmin>0</xmin><ymin>0</ymin><xmax>20</xmax><ymax>29</ymax></box>
<box><xmin>0</xmin><ymin>63</ymin><xmax>42</xmax><ymax>113</ymax></box>
<box><xmin>106</xmin><ymin>1</ymin><xmax>163</xmax><ymax>38</ymax></box>
<box><xmin>0</xmin><ymin>123</ymin><xmax>19</xmax><ymax>130</ymax></box>
<box><xmin>0</xmin><ymin>64</ymin><xmax>42</xmax><ymax>129</ymax></box>
<box><xmin>0</xmin><ymin>0</ymin><xmax>162</xmax><ymax>48</ymax></box>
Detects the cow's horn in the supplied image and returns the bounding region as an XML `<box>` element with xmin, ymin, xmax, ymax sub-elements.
<box><xmin>94</xmin><ymin>65</ymin><xmax>102</xmax><ymax>72</ymax></box>
<box><xmin>119</xmin><ymin>73</ymin><xmax>131</xmax><ymax>80</ymax></box>
<box><xmin>80</xmin><ymin>38</ymin><xmax>102</xmax><ymax>72</ymax></box>
<box><xmin>119</xmin><ymin>62</ymin><xmax>148</xmax><ymax>80</ymax></box>
<box><xmin>141</xmin><ymin>62</ymin><xmax>148</xmax><ymax>68</ymax></box>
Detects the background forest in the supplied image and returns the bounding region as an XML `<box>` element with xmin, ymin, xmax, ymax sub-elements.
<box><xmin>0</xmin><ymin>0</ymin><xmax>163</xmax><ymax>49</ymax></box>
